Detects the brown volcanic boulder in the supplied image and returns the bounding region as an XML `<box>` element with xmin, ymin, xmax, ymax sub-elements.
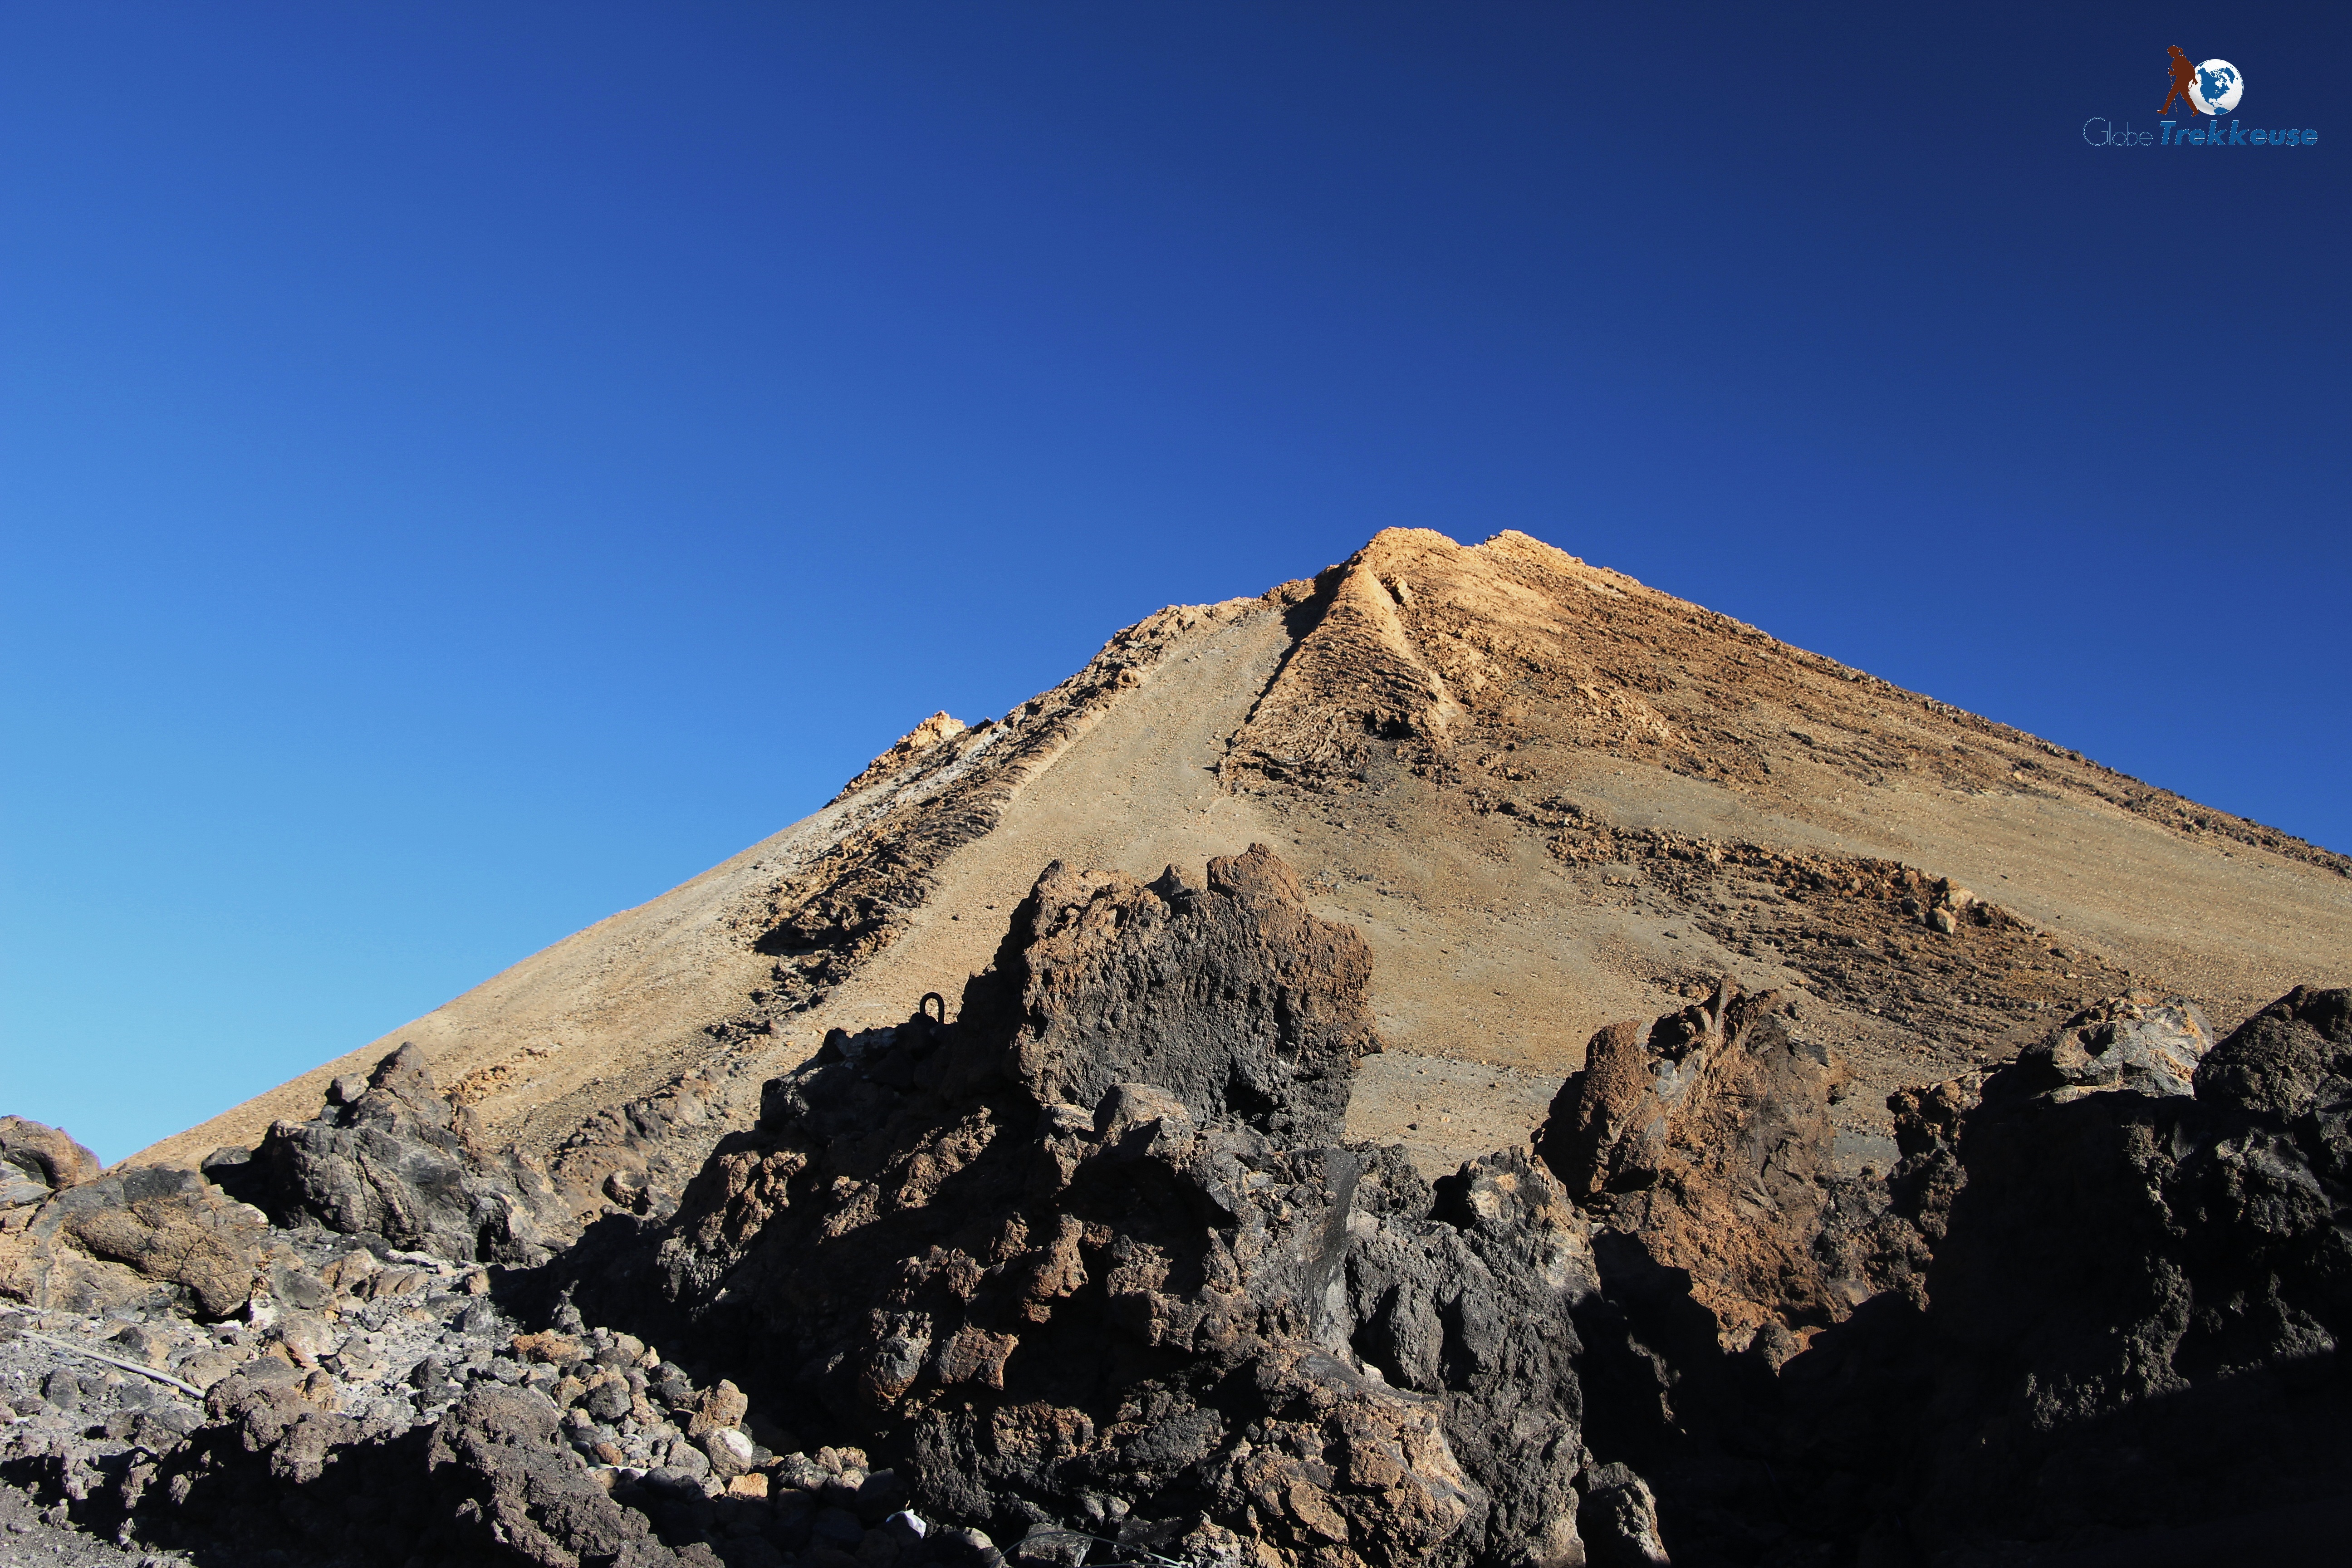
<box><xmin>226</xmin><ymin>1041</ymin><xmax>566</xmax><ymax>1265</ymax></box>
<box><xmin>1536</xmin><ymin>979</ymin><xmax>1854</xmax><ymax>1353</ymax></box>
<box><xmin>631</xmin><ymin>846</ymin><xmax>1602</xmax><ymax>1568</ymax></box>
<box><xmin>46</xmin><ymin>1165</ymin><xmax>269</xmax><ymax>1318</ymax></box>
<box><xmin>0</xmin><ymin>1158</ymin><xmax>267</xmax><ymax>1319</ymax></box>
<box><xmin>1</xmin><ymin>1116</ymin><xmax>102</xmax><ymax>1200</ymax></box>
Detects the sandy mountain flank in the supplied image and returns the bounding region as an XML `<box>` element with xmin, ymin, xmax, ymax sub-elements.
<box><xmin>133</xmin><ymin>528</ymin><xmax>2351</xmax><ymax>1196</ymax></box>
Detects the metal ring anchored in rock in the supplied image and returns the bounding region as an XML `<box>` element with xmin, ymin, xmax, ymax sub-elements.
<box><xmin>919</xmin><ymin>992</ymin><xmax>946</xmax><ymax>1024</ymax></box>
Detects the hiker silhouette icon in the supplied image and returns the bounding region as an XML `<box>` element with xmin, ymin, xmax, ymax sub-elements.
<box><xmin>2161</xmin><ymin>45</ymin><xmax>2203</xmax><ymax>116</ymax></box>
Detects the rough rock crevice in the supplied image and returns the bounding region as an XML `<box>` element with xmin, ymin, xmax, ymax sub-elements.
<box><xmin>9</xmin><ymin>840</ymin><xmax>2347</xmax><ymax>1568</ymax></box>
<box><xmin>213</xmin><ymin>1042</ymin><xmax>572</xmax><ymax>1267</ymax></box>
<box><xmin>1537</xmin><ymin>982</ymin><xmax>2352</xmax><ymax>1566</ymax></box>
<box><xmin>595</xmin><ymin>846</ymin><xmax>1603</xmax><ymax>1568</ymax></box>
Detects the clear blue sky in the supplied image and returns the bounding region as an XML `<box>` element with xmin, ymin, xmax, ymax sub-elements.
<box><xmin>5</xmin><ymin>4</ymin><xmax>2346</xmax><ymax>1162</ymax></box>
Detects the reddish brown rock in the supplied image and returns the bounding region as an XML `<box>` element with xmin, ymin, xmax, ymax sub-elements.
<box><xmin>0</xmin><ymin>1117</ymin><xmax>101</xmax><ymax>1196</ymax></box>
<box><xmin>1537</xmin><ymin>979</ymin><xmax>1852</xmax><ymax>1352</ymax></box>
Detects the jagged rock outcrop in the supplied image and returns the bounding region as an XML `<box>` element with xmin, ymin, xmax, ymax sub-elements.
<box><xmin>216</xmin><ymin>1041</ymin><xmax>571</xmax><ymax>1265</ymax></box>
<box><xmin>622</xmin><ymin>846</ymin><xmax>1602</xmax><ymax>1568</ymax></box>
<box><xmin>1527</xmin><ymin>982</ymin><xmax>2352</xmax><ymax>1565</ymax></box>
<box><xmin>1900</xmin><ymin>984</ymin><xmax>2352</xmax><ymax>1557</ymax></box>
<box><xmin>12</xmin><ymin>840</ymin><xmax>2341</xmax><ymax>1568</ymax></box>
<box><xmin>1535</xmin><ymin>980</ymin><xmax>1858</xmax><ymax>1357</ymax></box>
<box><xmin>1991</xmin><ymin>989</ymin><xmax>2215</xmax><ymax>1103</ymax></box>
<box><xmin>1</xmin><ymin>1119</ymin><xmax>270</xmax><ymax>1320</ymax></box>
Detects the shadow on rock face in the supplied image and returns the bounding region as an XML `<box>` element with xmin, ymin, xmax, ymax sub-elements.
<box><xmin>1538</xmin><ymin>981</ymin><xmax>2352</xmax><ymax>1567</ymax></box>
<box><xmin>20</xmin><ymin>840</ymin><xmax>2344</xmax><ymax>1568</ymax></box>
<box><xmin>1904</xmin><ymin>984</ymin><xmax>2352</xmax><ymax>1556</ymax></box>
<box><xmin>573</xmin><ymin>844</ymin><xmax>1605</xmax><ymax>1568</ymax></box>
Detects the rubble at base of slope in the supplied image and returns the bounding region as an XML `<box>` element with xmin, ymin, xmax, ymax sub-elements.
<box><xmin>5</xmin><ymin>846</ymin><xmax>2348</xmax><ymax>1568</ymax></box>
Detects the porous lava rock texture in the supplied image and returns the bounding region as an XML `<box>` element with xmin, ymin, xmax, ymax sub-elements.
<box><xmin>1904</xmin><ymin>984</ymin><xmax>2352</xmax><ymax>1558</ymax></box>
<box><xmin>108</xmin><ymin>1369</ymin><xmax>699</xmax><ymax>1568</ymax></box>
<box><xmin>220</xmin><ymin>1041</ymin><xmax>571</xmax><ymax>1266</ymax></box>
<box><xmin>1536</xmin><ymin>981</ymin><xmax>1859</xmax><ymax>1358</ymax></box>
<box><xmin>627</xmin><ymin>845</ymin><xmax>1603</xmax><ymax>1568</ymax></box>
<box><xmin>1</xmin><ymin>1117</ymin><xmax>271</xmax><ymax>1321</ymax></box>
<box><xmin>1534</xmin><ymin>984</ymin><xmax>2352</xmax><ymax>1565</ymax></box>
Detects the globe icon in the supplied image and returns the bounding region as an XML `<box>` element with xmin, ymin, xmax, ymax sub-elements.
<box><xmin>2189</xmin><ymin>59</ymin><xmax>2244</xmax><ymax>116</ymax></box>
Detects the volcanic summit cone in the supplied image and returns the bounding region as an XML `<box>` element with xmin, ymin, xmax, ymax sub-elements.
<box><xmin>137</xmin><ymin>529</ymin><xmax>2349</xmax><ymax>1206</ymax></box>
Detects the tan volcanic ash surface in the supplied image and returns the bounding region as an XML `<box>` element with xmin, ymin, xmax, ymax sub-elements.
<box><xmin>133</xmin><ymin>529</ymin><xmax>2352</xmax><ymax>1186</ymax></box>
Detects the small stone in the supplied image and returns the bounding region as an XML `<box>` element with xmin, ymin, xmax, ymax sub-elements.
<box><xmin>583</xmin><ymin>1379</ymin><xmax>631</xmax><ymax>1421</ymax></box>
<box><xmin>511</xmin><ymin>1331</ymin><xmax>581</xmax><ymax>1365</ymax></box>
<box><xmin>666</xmin><ymin>1436</ymin><xmax>713</xmax><ymax>1482</ymax></box>
<box><xmin>774</xmin><ymin>1451</ymin><xmax>828</xmax><ymax>1491</ymax></box>
<box><xmin>686</xmin><ymin>1378</ymin><xmax>750</xmax><ymax>1438</ymax></box>
<box><xmin>318</xmin><ymin>1250</ymin><xmax>380</xmax><ymax>1295</ymax></box>
<box><xmin>1011</xmin><ymin>1525</ymin><xmax>1088</xmax><ymax>1568</ymax></box>
<box><xmin>727</xmin><ymin>1472</ymin><xmax>770</xmax><ymax>1499</ymax></box>
<box><xmin>703</xmin><ymin>1426</ymin><xmax>752</xmax><ymax>1480</ymax></box>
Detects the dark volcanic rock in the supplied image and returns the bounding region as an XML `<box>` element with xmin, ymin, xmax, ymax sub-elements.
<box><xmin>984</xmin><ymin>851</ymin><xmax>1377</xmax><ymax>1146</ymax></box>
<box><xmin>423</xmin><ymin>1386</ymin><xmax>689</xmax><ymax>1567</ymax></box>
<box><xmin>621</xmin><ymin>846</ymin><xmax>1601</xmax><ymax>1568</ymax></box>
<box><xmin>227</xmin><ymin>1041</ymin><xmax>568</xmax><ymax>1265</ymax></box>
<box><xmin>1902</xmin><ymin>984</ymin><xmax>2352</xmax><ymax>1557</ymax></box>
<box><xmin>122</xmin><ymin>1372</ymin><xmax>691</xmax><ymax>1567</ymax></box>
<box><xmin>23</xmin><ymin>839</ymin><xmax>2337</xmax><ymax>1568</ymax></box>
<box><xmin>1544</xmin><ymin>983</ymin><xmax>2352</xmax><ymax>1566</ymax></box>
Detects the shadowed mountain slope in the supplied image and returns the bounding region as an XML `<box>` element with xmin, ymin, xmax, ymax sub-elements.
<box><xmin>136</xmin><ymin>529</ymin><xmax>2350</xmax><ymax>1197</ymax></box>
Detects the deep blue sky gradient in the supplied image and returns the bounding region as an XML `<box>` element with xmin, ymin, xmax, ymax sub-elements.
<box><xmin>5</xmin><ymin>3</ymin><xmax>2347</xmax><ymax>1161</ymax></box>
